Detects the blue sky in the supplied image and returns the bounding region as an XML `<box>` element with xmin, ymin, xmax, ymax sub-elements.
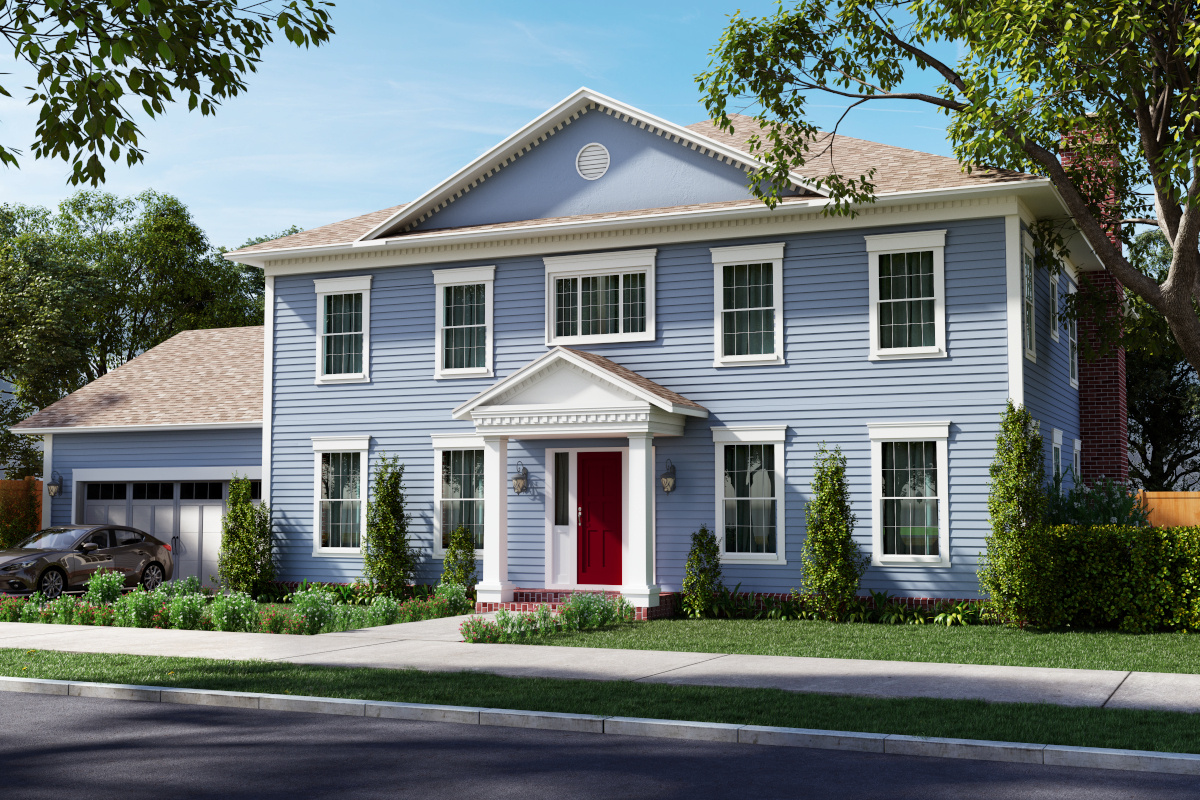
<box><xmin>0</xmin><ymin>1</ymin><xmax>953</xmax><ymax>249</ymax></box>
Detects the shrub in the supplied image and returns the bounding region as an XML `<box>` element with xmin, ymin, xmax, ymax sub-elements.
<box><xmin>979</xmin><ymin>402</ymin><xmax>1046</xmax><ymax>621</ymax></box>
<box><xmin>74</xmin><ymin>603</ymin><xmax>114</xmax><ymax>626</ymax></box>
<box><xmin>260</xmin><ymin>605</ymin><xmax>300</xmax><ymax>635</ymax></box>
<box><xmin>45</xmin><ymin>595</ymin><xmax>78</xmax><ymax>625</ymax></box>
<box><xmin>1046</xmin><ymin>474</ymin><xmax>1150</xmax><ymax>527</ymax></box>
<box><xmin>363</xmin><ymin>453</ymin><xmax>419</xmax><ymax>597</ymax></box>
<box><xmin>367</xmin><ymin>595</ymin><xmax>401</xmax><ymax>627</ymax></box>
<box><xmin>218</xmin><ymin>476</ymin><xmax>275</xmax><ymax>597</ymax></box>
<box><xmin>802</xmin><ymin>443</ymin><xmax>868</xmax><ymax>620</ymax></box>
<box><xmin>681</xmin><ymin>524</ymin><xmax>723</xmax><ymax>618</ymax></box>
<box><xmin>210</xmin><ymin>591</ymin><xmax>260</xmax><ymax>632</ymax></box>
<box><xmin>0</xmin><ymin>595</ymin><xmax>24</xmax><ymax>622</ymax></box>
<box><xmin>440</xmin><ymin>526</ymin><xmax>477</xmax><ymax>595</ymax></box>
<box><xmin>85</xmin><ymin>569</ymin><xmax>126</xmax><ymax>605</ymax></box>
<box><xmin>114</xmin><ymin>589</ymin><xmax>160</xmax><ymax>628</ymax></box>
<box><xmin>18</xmin><ymin>592</ymin><xmax>46</xmax><ymax>623</ymax></box>
<box><xmin>434</xmin><ymin>582</ymin><xmax>472</xmax><ymax>615</ymax></box>
<box><xmin>0</xmin><ymin>478</ymin><xmax>40</xmax><ymax>550</ymax></box>
<box><xmin>161</xmin><ymin>576</ymin><xmax>203</xmax><ymax>600</ymax></box>
<box><xmin>290</xmin><ymin>588</ymin><xmax>337</xmax><ymax>635</ymax></box>
<box><xmin>459</xmin><ymin>615</ymin><xmax>502</xmax><ymax>643</ymax></box>
<box><xmin>558</xmin><ymin>592</ymin><xmax>634</xmax><ymax>631</ymax></box>
<box><xmin>493</xmin><ymin>605</ymin><xmax>557</xmax><ymax>641</ymax></box>
<box><xmin>394</xmin><ymin>596</ymin><xmax>454</xmax><ymax>623</ymax></box>
<box><xmin>167</xmin><ymin>592</ymin><xmax>208</xmax><ymax>630</ymax></box>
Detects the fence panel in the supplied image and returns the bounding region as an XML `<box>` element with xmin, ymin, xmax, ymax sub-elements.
<box><xmin>1142</xmin><ymin>492</ymin><xmax>1200</xmax><ymax>527</ymax></box>
<box><xmin>0</xmin><ymin>478</ymin><xmax>42</xmax><ymax>548</ymax></box>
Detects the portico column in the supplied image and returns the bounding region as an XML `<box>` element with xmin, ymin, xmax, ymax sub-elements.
<box><xmin>623</xmin><ymin>432</ymin><xmax>659</xmax><ymax>607</ymax></box>
<box><xmin>476</xmin><ymin>435</ymin><xmax>514</xmax><ymax>604</ymax></box>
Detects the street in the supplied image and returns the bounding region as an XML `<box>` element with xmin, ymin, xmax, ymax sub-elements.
<box><xmin>0</xmin><ymin>693</ymin><xmax>1194</xmax><ymax>798</ymax></box>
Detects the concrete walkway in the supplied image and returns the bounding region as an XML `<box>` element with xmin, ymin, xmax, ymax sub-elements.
<box><xmin>1</xmin><ymin>618</ymin><xmax>1197</xmax><ymax>714</ymax></box>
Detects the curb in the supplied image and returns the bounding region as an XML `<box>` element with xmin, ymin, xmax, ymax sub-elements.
<box><xmin>2</xmin><ymin>675</ymin><xmax>1199</xmax><ymax>776</ymax></box>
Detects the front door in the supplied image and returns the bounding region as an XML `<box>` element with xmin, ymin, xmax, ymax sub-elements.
<box><xmin>577</xmin><ymin>452</ymin><xmax>622</xmax><ymax>585</ymax></box>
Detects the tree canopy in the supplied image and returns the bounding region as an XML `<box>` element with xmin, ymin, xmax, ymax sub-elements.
<box><xmin>0</xmin><ymin>1</ymin><xmax>334</xmax><ymax>185</ymax></box>
<box><xmin>698</xmin><ymin>0</ymin><xmax>1200</xmax><ymax>372</ymax></box>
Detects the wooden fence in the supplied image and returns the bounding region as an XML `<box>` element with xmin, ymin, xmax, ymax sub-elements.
<box><xmin>1142</xmin><ymin>492</ymin><xmax>1200</xmax><ymax>527</ymax></box>
<box><xmin>0</xmin><ymin>477</ymin><xmax>42</xmax><ymax>546</ymax></box>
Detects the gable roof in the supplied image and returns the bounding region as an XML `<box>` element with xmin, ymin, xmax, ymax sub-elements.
<box><xmin>12</xmin><ymin>327</ymin><xmax>263</xmax><ymax>433</ymax></box>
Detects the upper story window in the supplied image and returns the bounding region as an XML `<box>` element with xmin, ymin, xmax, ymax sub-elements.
<box><xmin>868</xmin><ymin>420</ymin><xmax>950</xmax><ymax>567</ymax></box>
<box><xmin>1052</xmin><ymin>428</ymin><xmax>1063</xmax><ymax>477</ymax></box>
<box><xmin>312</xmin><ymin>436</ymin><xmax>369</xmax><ymax>554</ymax></box>
<box><xmin>1049</xmin><ymin>272</ymin><xmax>1060</xmax><ymax>342</ymax></box>
<box><xmin>1067</xmin><ymin>281</ymin><xmax>1079</xmax><ymax>388</ymax></box>
<box><xmin>865</xmin><ymin>230</ymin><xmax>946</xmax><ymax>360</ymax></box>
<box><xmin>543</xmin><ymin>249</ymin><xmax>656</xmax><ymax>345</ymax></box>
<box><xmin>712</xmin><ymin>425</ymin><xmax>787</xmax><ymax>564</ymax></box>
<box><xmin>434</xmin><ymin>266</ymin><xmax>494</xmax><ymax>379</ymax></box>
<box><xmin>1021</xmin><ymin>234</ymin><xmax>1036</xmax><ymax>362</ymax></box>
<box><xmin>711</xmin><ymin>243</ymin><xmax>785</xmax><ymax>368</ymax></box>
<box><xmin>314</xmin><ymin>276</ymin><xmax>371</xmax><ymax>384</ymax></box>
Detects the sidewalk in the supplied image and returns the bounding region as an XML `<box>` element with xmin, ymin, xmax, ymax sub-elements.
<box><xmin>1</xmin><ymin>618</ymin><xmax>1197</xmax><ymax>714</ymax></box>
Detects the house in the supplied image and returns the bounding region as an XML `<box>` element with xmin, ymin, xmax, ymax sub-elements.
<box><xmin>13</xmin><ymin>88</ymin><xmax>1124</xmax><ymax>614</ymax></box>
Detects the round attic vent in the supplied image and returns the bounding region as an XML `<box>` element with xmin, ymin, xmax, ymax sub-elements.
<box><xmin>576</xmin><ymin>143</ymin><xmax>610</xmax><ymax>180</ymax></box>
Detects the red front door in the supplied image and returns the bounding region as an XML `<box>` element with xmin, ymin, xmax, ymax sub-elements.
<box><xmin>578</xmin><ymin>452</ymin><xmax>622</xmax><ymax>585</ymax></box>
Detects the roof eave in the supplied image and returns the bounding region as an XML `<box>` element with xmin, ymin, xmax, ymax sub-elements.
<box><xmin>12</xmin><ymin>421</ymin><xmax>263</xmax><ymax>435</ymax></box>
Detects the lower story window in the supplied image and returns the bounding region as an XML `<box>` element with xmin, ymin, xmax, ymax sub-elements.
<box><xmin>440</xmin><ymin>449</ymin><xmax>484</xmax><ymax>549</ymax></box>
<box><xmin>722</xmin><ymin>443</ymin><xmax>778</xmax><ymax>555</ymax></box>
<box><xmin>320</xmin><ymin>452</ymin><xmax>361</xmax><ymax>549</ymax></box>
<box><xmin>881</xmin><ymin>441</ymin><xmax>938</xmax><ymax>556</ymax></box>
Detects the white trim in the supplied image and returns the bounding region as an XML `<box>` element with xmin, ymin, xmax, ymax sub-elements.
<box><xmin>1073</xmin><ymin>438</ymin><xmax>1082</xmax><ymax>481</ymax></box>
<box><xmin>433</xmin><ymin>266</ymin><xmax>495</xmax><ymax>379</ymax></box>
<box><xmin>865</xmin><ymin>230</ymin><xmax>947</xmax><ymax>361</ymax></box>
<box><xmin>314</xmin><ymin>277</ymin><xmax>371</xmax><ymax>385</ymax></box>
<box><xmin>1052</xmin><ymin>428</ymin><xmax>1063</xmax><ymax>477</ymax></box>
<box><xmin>431</xmin><ymin>436</ymin><xmax>487</xmax><ymax>557</ymax></box>
<box><xmin>429</xmin><ymin>433</ymin><xmax>486</xmax><ymax>450</ymax></box>
<box><xmin>263</xmin><ymin>274</ymin><xmax>274</xmax><ymax>509</ymax></box>
<box><xmin>72</xmin><ymin>467</ymin><xmax>262</xmax><ymax>482</ymax></box>
<box><xmin>1005</xmin><ymin>215</ymin><xmax>1025</xmax><ymax>405</ymax></box>
<box><xmin>544</xmin><ymin>249</ymin><xmax>657</xmax><ymax>346</ymax></box>
<box><xmin>712</xmin><ymin>432</ymin><xmax>787</xmax><ymax>565</ymax></box>
<box><xmin>711</xmin><ymin>242</ymin><xmax>786</xmax><ymax>367</ymax></box>
<box><xmin>1049</xmin><ymin>271</ymin><xmax>1061</xmax><ymax>342</ymax></box>
<box><xmin>41</xmin><ymin>433</ymin><xmax>52</xmax><ymax>529</ymax></box>
<box><xmin>1067</xmin><ymin>277</ymin><xmax>1079</xmax><ymax>389</ymax></box>
<box><xmin>867</xmin><ymin>421</ymin><xmax>950</xmax><ymax>568</ymax></box>
<box><xmin>711</xmin><ymin>425</ymin><xmax>788</xmax><ymax>444</ymax></box>
<box><xmin>15</xmin><ymin>422</ymin><xmax>262</xmax><ymax>435</ymax></box>
<box><xmin>1021</xmin><ymin>231</ymin><xmax>1037</xmax><ymax>362</ymax></box>
<box><xmin>575</xmin><ymin>142</ymin><xmax>610</xmax><ymax>181</ymax></box>
<box><xmin>311</xmin><ymin>437</ymin><xmax>369</xmax><ymax>557</ymax></box>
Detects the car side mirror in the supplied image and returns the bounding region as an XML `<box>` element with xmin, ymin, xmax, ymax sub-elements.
<box><xmin>79</xmin><ymin>542</ymin><xmax>99</xmax><ymax>553</ymax></box>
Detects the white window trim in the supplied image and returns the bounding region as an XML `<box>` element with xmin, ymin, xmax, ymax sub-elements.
<box><xmin>311</xmin><ymin>435</ymin><xmax>370</xmax><ymax>556</ymax></box>
<box><xmin>314</xmin><ymin>276</ymin><xmax>371</xmax><ymax>385</ymax></box>
<box><xmin>712</xmin><ymin>425</ymin><xmax>787</xmax><ymax>565</ymax></box>
<box><xmin>1021</xmin><ymin>233</ymin><xmax>1037</xmax><ymax>363</ymax></box>
<box><xmin>1049</xmin><ymin>272</ymin><xmax>1060</xmax><ymax>342</ymax></box>
<box><xmin>543</xmin><ymin>249</ymin><xmax>656</xmax><ymax>345</ymax></box>
<box><xmin>431</xmin><ymin>433</ymin><xmax>486</xmax><ymax>557</ymax></box>
<box><xmin>867</xmin><ymin>420</ymin><xmax>951</xmax><ymax>567</ymax></box>
<box><xmin>1052</xmin><ymin>428</ymin><xmax>1063</xmax><ymax>477</ymax></box>
<box><xmin>1067</xmin><ymin>279</ymin><xmax>1079</xmax><ymax>389</ymax></box>
<box><xmin>711</xmin><ymin>242</ymin><xmax>786</xmax><ymax>367</ymax></box>
<box><xmin>1073</xmin><ymin>438</ymin><xmax>1082</xmax><ymax>482</ymax></box>
<box><xmin>433</xmin><ymin>266</ymin><xmax>495</xmax><ymax>379</ymax></box>
<box><xmin>864</xmin><ymin>230</ymin><xmax>947</xmax><ymax>361</ymax></box>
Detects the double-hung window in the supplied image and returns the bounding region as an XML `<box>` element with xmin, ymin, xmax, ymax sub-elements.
<box><xmin>865</xmin><ymin>231</ymin><xmax>947</xmax><ymax>360</ymax></box>
<box><xmin>1067</xmin><ymin>281</ymin><xmax>1079</xmax><ymax>388</ymax></box>
<box><xmin>711</xmin><ymin>243</ymin><xmax>785</xmax><ymax>367</ymax></box>
<box><xmin>314</xmin><ymin>277</ymin><xmax>371</xmax><ymax>384</ymax></box>
<box><xmin>712</xmin><ymin>426</ymin><xmax>787</xmax><ymax>563</ymax></box>
<box><xmin>1073</xmin><ymin>439</ymin><xmax>1082</xmax><ymax>483</ymax></box>
<box><xmin>1052</xmin><ymin>428</ymin><xmax>1063</xmax><ymax>478</ymax></box>
<box><xmin>431</xmin><ymin>435</ymin><xmax>485</xmax><ymax>552</ymax></box>
<box><xmin>1021</xmin><ymin>234</ymin><xmax>1037</xmax><ymax>361</ymax></box>
<box><xmin>434</xmin><ymin>266</ymin><xmax>494</xmax><ymax>378</ymax></box>
<box><xmin>543</xmin><ymin>249</ymin><xmax>655</xmax><ymax>345</ymax></box>
<box><xmin>312</xmin><ymin>436</ymin><xmax>368</xmax><ymax>554</ymax></box>
<box><xmin>868</xmin><ymin>421</ymin><xmax>950</xmax><ymax>566</ymax></box>
<box><xmin>1049</xmin><ymin>273</ymin><xmax>1061</xmax><ymax>342</ymax></box>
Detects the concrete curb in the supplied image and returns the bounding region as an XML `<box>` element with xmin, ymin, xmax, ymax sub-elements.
<box><xmin>2</xmin><ymin>676</ymin><xmax>1198</xmax><ymax>776</ymax></box>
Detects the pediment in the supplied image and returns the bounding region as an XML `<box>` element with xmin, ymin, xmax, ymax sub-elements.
<box><xmin>494</xmin><ymin>360</ymin><xmax>641</xmax><ymax>409</ymax></box>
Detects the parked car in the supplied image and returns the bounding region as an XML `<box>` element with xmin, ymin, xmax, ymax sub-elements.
<box><xmin>0</xmin><ymin>525</ymin><xmax>174</xmax><ymax>600</ymax></box>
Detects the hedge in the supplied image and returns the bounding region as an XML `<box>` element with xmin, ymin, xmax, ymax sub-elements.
<box><xmin>988</xmin><ymin>524</ymin><xmax>1200</xmax><ymax>632</ymax></box>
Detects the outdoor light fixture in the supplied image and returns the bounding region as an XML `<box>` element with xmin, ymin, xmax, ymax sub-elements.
<box><xmin>512</xmin><ymin>462</ymin><xmax>529</xmax><ymax>495</ymax></box>
<box><xmin>46</xmin><ymin>471</ymin><xmax>63</xmax><ymax>498</ymax></box>
<box><xmin>660</xmin><ymin>459</ymin><xmax>676</xmax><ymax>493</ymax></box>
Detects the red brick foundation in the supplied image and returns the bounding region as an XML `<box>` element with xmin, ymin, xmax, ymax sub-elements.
<box><xmin>1077</xmin><ymin>271</ymin><xmax>1129</xmax><ymax>483</ymax></box>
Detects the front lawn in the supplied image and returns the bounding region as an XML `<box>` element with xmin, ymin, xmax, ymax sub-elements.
<box><xmin>528</xmin><ymin>618</ymin><xmax>1200</xmax><ymax>675</ymax></box>
<box><xmin>2</xmin><ymin>648</ymin><xmax>1199</xmax><ymax>754</ymax></box>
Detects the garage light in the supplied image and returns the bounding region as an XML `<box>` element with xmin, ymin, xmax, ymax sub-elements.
<box><xmin>46</xmin><ymin>471</ymin><xmax>63</xmax><ymax>498</ymax></box>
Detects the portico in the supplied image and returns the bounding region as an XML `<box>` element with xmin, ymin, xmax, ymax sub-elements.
<box><xmin>452</xmin><ymin>347</ymin><xmax>708</xmax><ymax>608</ymax></box>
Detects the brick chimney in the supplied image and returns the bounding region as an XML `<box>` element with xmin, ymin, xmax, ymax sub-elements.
<box><xmin>1060</xmin><ymin>128</ymin><xmax>1129</xmax><ymax>483</ymax></box>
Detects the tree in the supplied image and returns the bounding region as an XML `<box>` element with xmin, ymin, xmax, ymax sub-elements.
<box><xmin>698</xmin><ymin>1</ymin><xmax>1200</xmax><ymax>372</ymax></box>
<box><xmin>363</xmin><ymin>453</ymin><xmax>418</xmax><ymax>597</ymax></box>
<box><xmin>801</xmin><ymin>443</ymin><xmax>867</xmax><ymax>619</ymax></box>
<box><xmin>0</xmin><ymin>1</ymin><xmax>334</xmax><ymax>185</ymax></box>
<box><xmin>224</xmin><ymin>225</ymin><xmax>302</xmax><ymax>318</ymax></box>
<box><xmin>217</xmin><ymin>475</ymin><xmax>274</xmax><ymax>597</ymax></box>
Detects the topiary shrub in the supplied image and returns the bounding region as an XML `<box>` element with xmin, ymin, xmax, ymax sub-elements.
<box><xmin>682</xmin><ymin>524</ymin><xmax>723</xmax><ymax>618</ymax></box>
<box><xmin>440</xmin><ymin>525</ymin><xmax>478</xmax><ymax>595</ymax></box>
<box><xmin>218</xmin><ymin>475</ymin><xmax>275</xmax><ymax>596</ymax></box>
<box><xmin>363</xmin><ymin>453</ymin><xmax>419</xmax><ymax>597</ymax></box>
<box><xmin>801</xmin><ymin>443</ymin><xmax>867</xmax><ymax>620</ymax></box>
<box><xmin>979</xmin><ymin>401</ymin><xmax>1046</xmax><ymax>623</ymax></box>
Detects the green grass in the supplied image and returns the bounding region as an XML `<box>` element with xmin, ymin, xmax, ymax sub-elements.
<box><xmin>528</xmin><ymin>618</ymin><xmax>1200</xmax><ymax>674</ymax></box>
<box><xmin>1</xmin><ymin>647</ymin><xmax>1198</xmax><ymax>754</ymax></box>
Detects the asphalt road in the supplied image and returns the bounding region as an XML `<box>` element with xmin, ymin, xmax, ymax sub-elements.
<box><xmin>1</xmin><ymin>692</ymin><xmax>1196</xmax><ymax>799</ymax></box>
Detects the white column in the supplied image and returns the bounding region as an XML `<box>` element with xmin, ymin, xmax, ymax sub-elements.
<box><xmin>623</xmin><ymin>432</ymin><xmax>659</xmax><ymax>607</ymax></box>
<box><xmin>476</xmin><ymin>435</ymin><xmax>514</xmax><ymax>603</ymax></box>
<box><xmin>40</xmin><ymin>433</ymin><xmax>53</xmax><ymax>529</ymax></box>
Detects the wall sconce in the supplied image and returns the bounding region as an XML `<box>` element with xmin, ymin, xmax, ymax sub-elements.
<box><xmin>46</xmin><ymin>471</ymin><xmax>63</xmax><ymax>498</ymax></box>
<box><xmin>512</xmin><ymin>462</ymin><xmax>530</xmax><ymax>495</ymax></box>
<box><xmin>659</xmin><ymin>459</ymin><xmax>676</xmax><ymax>493</ymax></box>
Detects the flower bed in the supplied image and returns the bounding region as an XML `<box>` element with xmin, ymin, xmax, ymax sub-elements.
<box><xmin>460</xmin><ymin>591</ymin><xmax>636</xmax><ymax>643</ymax></box>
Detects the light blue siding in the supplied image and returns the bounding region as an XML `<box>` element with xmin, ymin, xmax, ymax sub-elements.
<box><xmin>270</xmin><ymin>216</ymin><xmax>1010</xmax><ymax>598</ymax></box>
<box><xmin>49</xmin><ymin>429</ymin><xmax>261</xmax><ymax>526</ymax></box>
<box><xmin>410</xmin><ymin>110</ymin><xmax>799</xmax><ymax>233</ymax></box>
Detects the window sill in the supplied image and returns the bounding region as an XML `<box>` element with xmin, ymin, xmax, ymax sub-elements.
<box><xmin>547</xmin><ymin>331</ymin><xmax>655</xmax><ymax>346</ymax></box>
<box><xmin>713</xmin><ymin>354</ymin><xmax>785</xmax><ymax>368</ymax></box>
<box><xmin>312</xmin><ymin>547</ymin><xmax>363</xmax><ymax>557</ymax></box>
<box><xmin>1024</xmin><ymin>351</ymin><xmax>1037</xmax><ymax>364</ymax></box>
<box><xmin>719</xmin><ymin>554</ymin><xmax>787</xmax><ymax>566</ymax></box>
<box><xmin>315</xmin><ymin>374</ymin><xmax>370</xmax><ymax>385</ymax></box>
<box><xmin>1070</xmin><ymin>379</ymin><xmax>1079</xmax><ymax>390</ymax></box>
<box><xmin>435</xmin><ymin>368</ymin><xmax>493</xmax><ymax>380</ymax></box>
<box><xmin>872</xmin><ymin>556</ymin><xmax>951</xmax><ymax>568</ymax></box>
<box><xmin>868</xmin><ymin>346</ymin><xmax>946</xmax><ymax>361</ymax></box>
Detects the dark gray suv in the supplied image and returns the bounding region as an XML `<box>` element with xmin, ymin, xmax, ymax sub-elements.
<box><xmin>0</xmin><ymin>525</ymin><xmax>175</xmax><ymax>599</ymax></box>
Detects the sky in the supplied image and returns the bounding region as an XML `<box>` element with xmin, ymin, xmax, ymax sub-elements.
<box><xmin>0</xmin><ymin>1</ymin><xmax>955</xmax><ymax>250</ymax></box>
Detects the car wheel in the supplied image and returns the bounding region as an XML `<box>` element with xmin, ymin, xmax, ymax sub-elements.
<box><xmin>37</xmin><ymin>569</ymin><xmax>65</xmax><ymax>600</ymax></box>
<box><xmin>141</xmin><ymin>563</ymin><xmax>165</xmax><ymax>592</ymax></box>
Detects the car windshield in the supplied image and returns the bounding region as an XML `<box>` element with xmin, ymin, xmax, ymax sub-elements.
<box><xmin>17</xmin><ymin>528</ymin><xmax>84</xmax><ymax>551</ymax></box>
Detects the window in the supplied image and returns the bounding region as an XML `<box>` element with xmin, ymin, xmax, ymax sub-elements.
<box><xmin>868</xmin><ymin>421</ymin><xmax>950</xmax><ymax>566</ymax></box>
<box><xmin>1052</xmin><ymin>429</ymin><xmax>1063</xmax><ymax>478</ymax></box>
<box><xmin>86</xmin><ymin>483</ymin><xmax>127</xmax><ymax>501</ymax></box>
<box><xmin>314</xmin><ymin>276</ymin><xmax>371</xmax><ymax>384</ymax></box>
<box><xmin>114</xmin><ymin>529</ymin><xmax>143</xmax><ymax>546</ymax></box>
<box><xmin>865</xmin><ymin>230</ymin><xmax>947</xmax><ymax>360</ymax></box>
<box><xmin>712</xmin><ymin>426</ymin><xmax>787</xmax><ymax>563</ymax></box>
<box><xmin>711</xmin><ymin>243</ymin><xmax>785</xmax><ymax>367</ymax></box>
<box><xmin>1068</xmin><ymin>281</ymin><xmax>1079</xmax><ymax>388</ymax></box>
<box><xmin>250</xmin><ymin>480</ymin><xmax>262</xmax><ymax>501</ymax></box>
<box><xmin>1049</xmin><ymin>273</ymin><xmax>1060</xmax><ymax>342</ymax></box>
<box><xmin>1022</xmin><ymin>236</ymin><xmax>1036</xmax><ymax>361</ymax></box>
<box><xmin>438</xmin><ymin>449</ymin><xmax>484</xmax><ymax>550</ymax></box>
<box><xmin>1073</xmin><ymin>439</ymin><xmax>1082</xmax><ymax>483</ymax></box>
<box><xmin>554</xmin><ymin>451</ymin><xmax>570</xmax><ymax>527</ymax></box>
<box><xmin>132</xmin><ymin>482</ymin><xmax>173</xmax><ymax>500</ymax></box>
<box><xmin>180</xmin><ymin>482</ymin><xmax>222</xmax><ymax>500</ymax></box>
<box><xmin>544</xmin><ymin>249</ymin><xmax>656</xmax><ymax>345</ymax></box>
<box><xmin>311</xmin><ymin>436</ymin><xmax>369</xmax><ymax>553</ymax></box>
<box><xmin>434</xmin><ymin>266</ymin><xmax>494</xmax><ymax>378</ymax></box>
